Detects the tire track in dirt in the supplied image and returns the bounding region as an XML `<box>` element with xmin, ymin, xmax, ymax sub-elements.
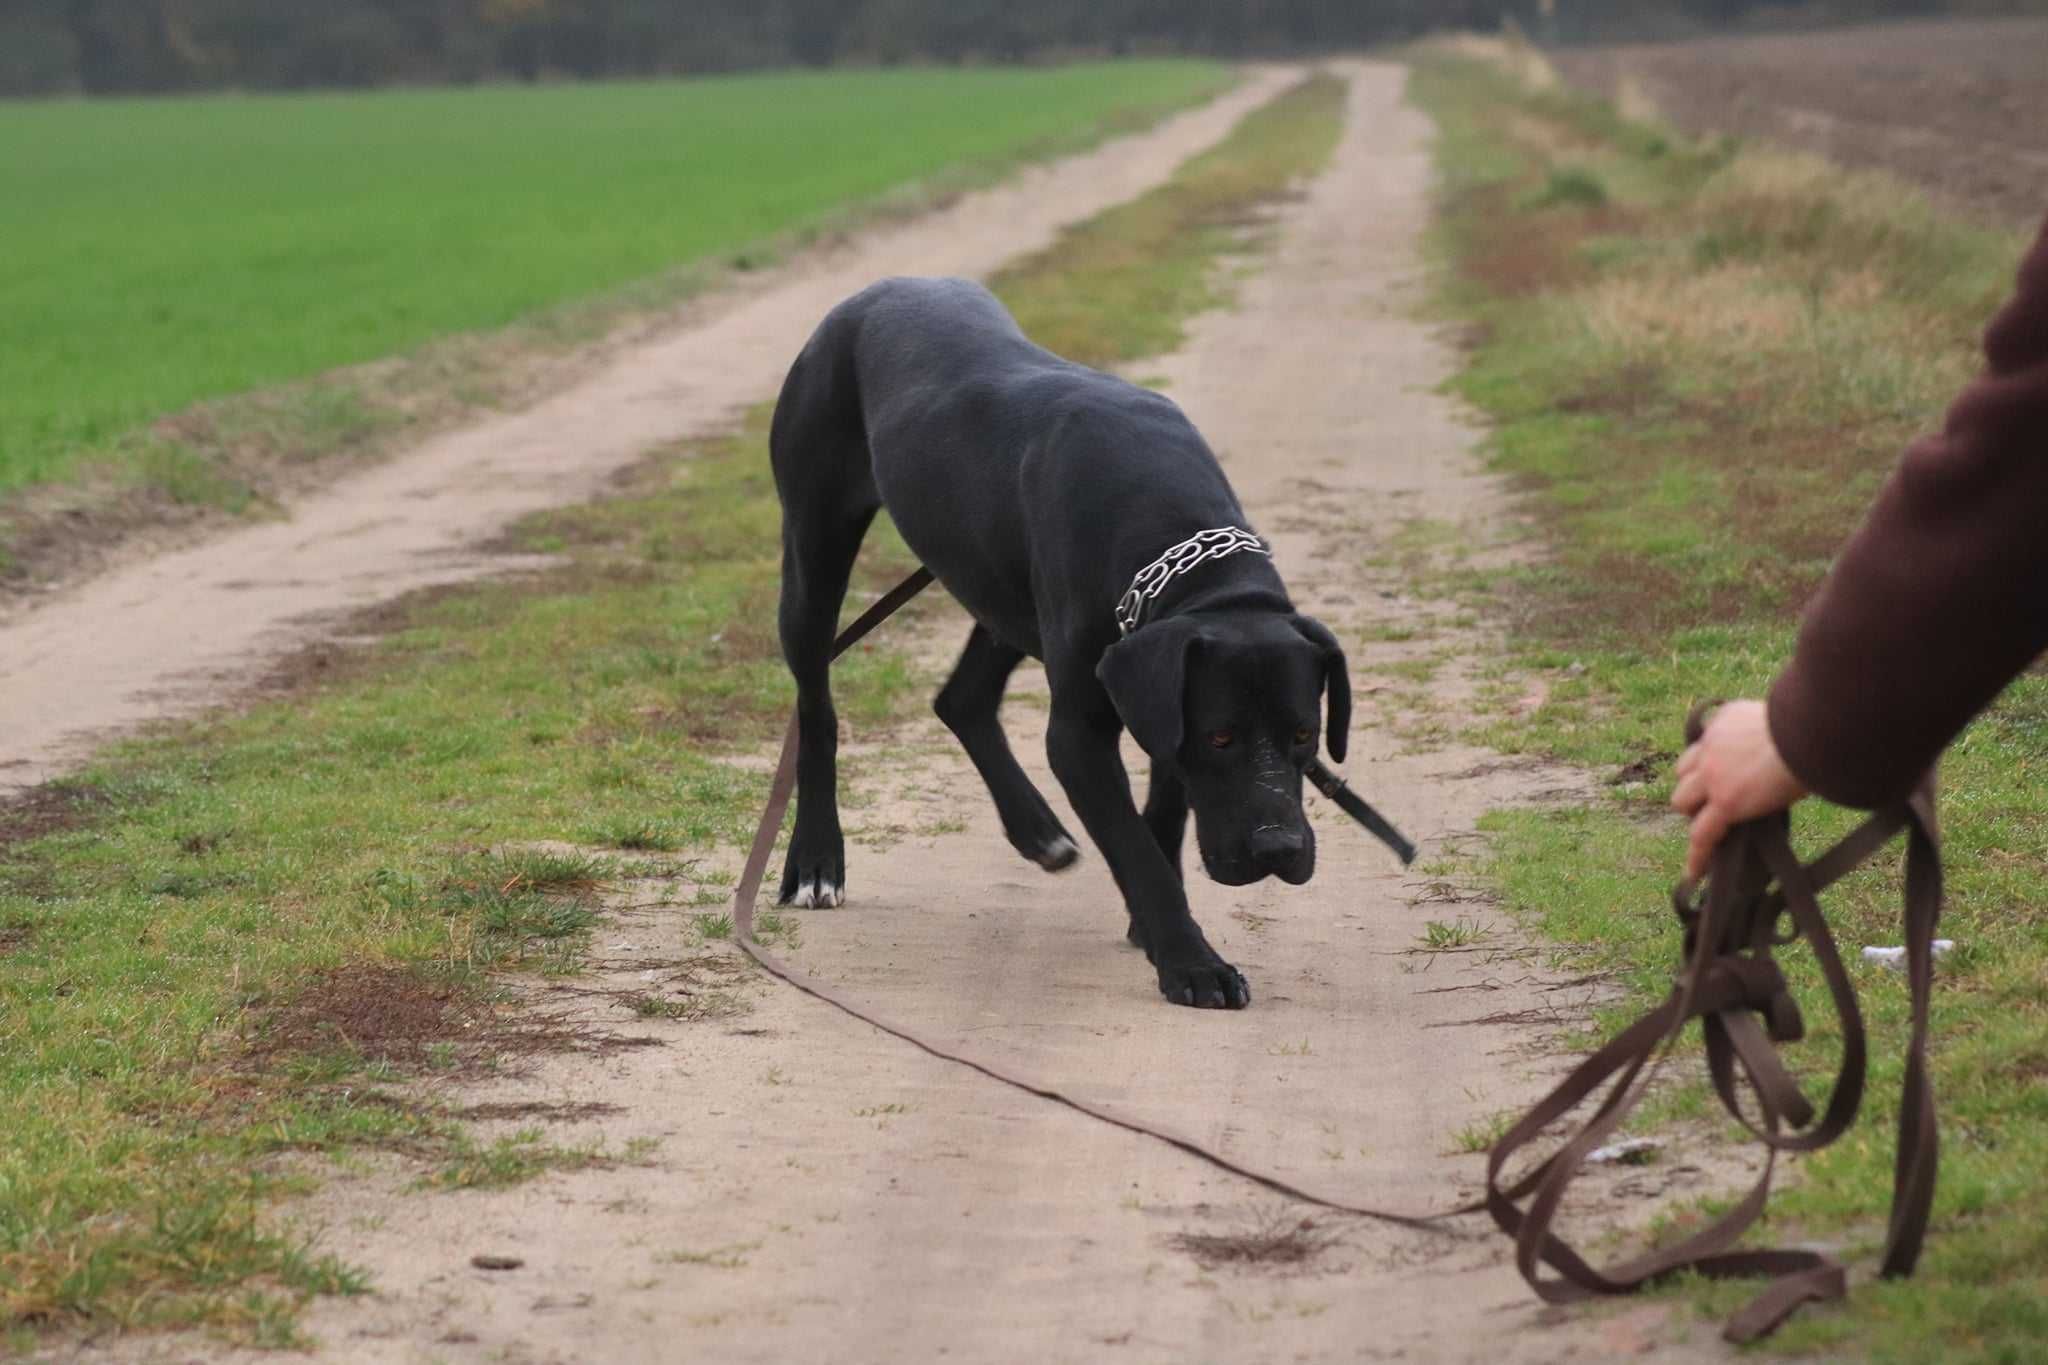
<box><xmin>0</xmin><ymin>68</ymin><xmax>1294</xmax><ymax>795</ymax></box>
<box><xmin>107</xmin><ymin>64</ymin><xmax>1749</xmax><ymax>1365</ymax></box>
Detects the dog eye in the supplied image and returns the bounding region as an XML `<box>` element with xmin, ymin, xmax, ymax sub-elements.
<box><xmin>1208</xmin><ymin>730</ymin><xmax>1235</xmax><ymax>750</ymax></box>
<box><xmin>1294</xmin><ymin>726</ymin><xmax>1313</xmax><ymax>746</ymax></box>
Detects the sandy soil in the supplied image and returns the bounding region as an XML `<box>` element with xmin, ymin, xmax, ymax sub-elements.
<box><xmin>52</xmin><ymin>63</ymin><xmax>1757</xmax><ymax>1365</ymax></box>
<box><xmin>1552</xmin><ymin>17</ymin><xmax>2048</xmax><ymax>228</ymax></box>
<box><xmin>0</xmin><ymin>68</ymin><xmax>1296</xmax><ymax>797</ymax></box>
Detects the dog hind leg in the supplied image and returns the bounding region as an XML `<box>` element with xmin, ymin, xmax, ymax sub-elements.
<box><xmin>770</xmin><ymin>341</ymin><xmax>880</xmax><ymax>909</ymax></box>
<box><xmin>933</xmin><ymin>625</ymin><xmax>1081</xmax><ymax>873</ymax></box>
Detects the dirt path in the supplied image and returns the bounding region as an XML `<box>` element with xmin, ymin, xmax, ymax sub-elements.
<box><xmin>84</xmin><ymin>63</ymin><xmax>1746</xmax><ymax>1365</ymax></box>
<box><xmin>0</xmin><ymin>68</ymin><xmax>1295</xmax><ymax>796</ymax></box>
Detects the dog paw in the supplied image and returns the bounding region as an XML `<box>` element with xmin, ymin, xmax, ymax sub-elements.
<box><xmin>786</xmin><ymin>877</ymin><xmax>843</xmax><ymax>909</ymax></box>
<box><xmin>777</xmin><ymin>842</ymin><xmax>845</xmax><ymax>909</ymax></box>
<box><xmin>1032</xmin><ymin>836</ymin><xmax>1081</xmax><ymax>872</ymax></box>
<box><xmin>1006</xmin><ymin>815</ymin><xmax>1081</xmax><ymax>873</ymax></box>
<box><xmin>1156</xmin><ymin>960</ymin><xmax>1251</xmax><ymax>1010</ymax></box>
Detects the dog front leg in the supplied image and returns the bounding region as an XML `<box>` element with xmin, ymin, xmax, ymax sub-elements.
<box><xmin>1045</xmin><ymin>699</ymin><xmax>1248</xmax><ymax>1009</ymax></box>
<box><xmin>1129</xmin><ymin>765</ymin><xmax>1189</xmax><ymax>949</ymax></box>
<box><xmin>1141</xmin><ymin>765</ymin><xmax>1189</xmax><ymax>881</ymax></box>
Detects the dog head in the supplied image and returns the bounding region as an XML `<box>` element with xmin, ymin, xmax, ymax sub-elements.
<box><xmin>1097</xmin><ymin>610</ymin><xmax>1350</xmax><ymax>886</ymax></box>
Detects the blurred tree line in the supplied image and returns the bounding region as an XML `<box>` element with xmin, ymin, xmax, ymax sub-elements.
<box><xmin>2</xmin><ymin>0</ymin><xmax>2042</xmax><ymax>96</ymax></box>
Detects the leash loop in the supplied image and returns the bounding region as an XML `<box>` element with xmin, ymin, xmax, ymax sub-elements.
<box><xmin>1481</xmin><ymin>711</ymin><xmax>1943</xmax><ymax>1343</ymax></box>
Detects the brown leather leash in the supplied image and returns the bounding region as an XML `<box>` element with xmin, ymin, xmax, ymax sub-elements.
<box><xmin>728</xmin><ymin>577</ymin><xmax>1946</xmax><ymax>1342</ymax></box>
<box><xmin>1479</xmin><ymin>705</ymin><xmax>1943</xmax><ymax>1343</ymax></box>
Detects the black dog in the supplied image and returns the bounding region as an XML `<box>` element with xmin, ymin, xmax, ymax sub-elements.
<box><xmin>769</xmin><ymin>277</ymin><xmax>1351</xmax><ymax>1009</ymax></box>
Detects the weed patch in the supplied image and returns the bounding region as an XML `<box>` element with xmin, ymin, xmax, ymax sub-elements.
<box><xmin>430</xmin><ymin>1128</ymin><xmax>642</xmax><ymax>1192</ymax></box>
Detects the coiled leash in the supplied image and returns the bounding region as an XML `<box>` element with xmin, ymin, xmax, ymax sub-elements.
<box><xmin>1479</xmin><ymin>704</ymin><xmax>1944</xmax><ymax>1343</ymax></box>
<box><xmin>727</xmin><ymin>580</ymin><xmax>1943</xmax><ymax>1343</ymax></box>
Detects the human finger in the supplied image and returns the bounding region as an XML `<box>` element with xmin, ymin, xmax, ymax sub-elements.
<box><xmin>1671</xmin><ymin>770</ymin><xmax>1707</xmax><ymax>815</ymax></box>
<box><xmin>1686</xmin><ymin>805</ymin><xmax>1730</xmax><ymax>881</ymax></box>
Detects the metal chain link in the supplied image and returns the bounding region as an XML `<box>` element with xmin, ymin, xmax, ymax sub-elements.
<box><xmin>1115</xmin><ymin>526</ymin><xmax>1269</xmax><ymax>635</ymax></box>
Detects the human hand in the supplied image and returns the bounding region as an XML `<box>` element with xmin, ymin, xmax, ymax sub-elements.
<box><xmin>1670</xmin><ymin>700</ymin><xmax>1811</xmax><ymax>880</ymax></box>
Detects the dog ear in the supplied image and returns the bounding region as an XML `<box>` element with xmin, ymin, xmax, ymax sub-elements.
<box><xmin>1291</xmin><ymin>615</ymin><xmax>1352</xmax><ymax>764</ymax></box>
<box><xmin>1095</xmin><ymin>618</ymin><xmax>1203</xmax><ymax>763</ymax></box>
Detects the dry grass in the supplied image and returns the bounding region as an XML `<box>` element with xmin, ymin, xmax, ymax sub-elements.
<box><xmin>1439</xmin><ymin>32</ymin><xmax>1561</xmax><ymax>91</ymax></box>
<box><xmin>1418</xmin><ymin>48</ymin><xmax>2019</xmax><ymax>655</ymax></box>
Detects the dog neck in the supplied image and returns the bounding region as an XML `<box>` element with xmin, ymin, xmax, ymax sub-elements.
<box><xmin>1134</xmin><ymin>571</ymin><xmax>1293</xmax><ymax>635</ymax></box>
<box><xmin>1116</xmin><ymin>526</ymin><xmax>1282</xmax><ymax>635</ymax></box>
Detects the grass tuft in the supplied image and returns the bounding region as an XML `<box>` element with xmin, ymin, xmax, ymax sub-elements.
<box><xmin>1418</xmin><ymin>917</ymin><xmax>1491</xmax><ymax>951</ymax></box>
<box><xmin>432</xmin><ymin>1129</ymin><xmax>611</xmax><ymax>1191</ymax></box>
<box><xmin>1449</xmin><ymin>1111</ymin><xmax>1516</xmax><ymax>1156</ymax></box>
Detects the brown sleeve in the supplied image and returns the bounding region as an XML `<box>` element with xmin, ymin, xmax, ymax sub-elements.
<box><xmin>1767</xmin><ymin>215</ymin><xmax>2048</xmax><ymax>809</ymax></box>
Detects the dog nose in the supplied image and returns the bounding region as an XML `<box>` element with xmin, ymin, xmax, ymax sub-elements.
<box><xmin>1250</xmin><ymin>826</ymin><xmax>1307</xmax><ymax>866</ymax></box>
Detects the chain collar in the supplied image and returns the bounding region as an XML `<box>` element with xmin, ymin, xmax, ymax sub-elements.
<box><xmin>1115</xmin><ymin>526</ymin><xmax>1270</xmax><ymax>636</ymax></box>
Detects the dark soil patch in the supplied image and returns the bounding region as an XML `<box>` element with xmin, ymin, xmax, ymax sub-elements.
<box><xmin>455</xmin><ymin>1100</ymin><xmax>627</xmax><ymax>1123</ymax></box>
<box><xmin>246</xmin><ymin>964</ymin><xmax>483</xmax><ymax>1071</ymax></box>
<box><xmin>243</xmin><ymin>578</ymin><xmax>507</xmax><ymax>706</ymax></box>
<box><xmin>0</xmin><ymin>481</ymin><xmax>231</xmax><ymax>603</ymax></box>
<box><xmin>1170</xmin><ymin>1207</ymin><xmax>1347</xmax><ymax>1274</ymax></box>
<box><xmin>0</xmin><ymin>778</ymin><xmax>115</xmax><ymax>855</ymax></box>
<box><xmin>1609</xmin><ymin>752</ymin><xmax>1673</xmax><ymax>785</ymax></box>
<box><xmin>248</xmin><ymin>556</ymin><xmax>654</xmax><ymax>709</ymax></box>
<box><xmin>244</xmin><ymin>964</ymin><xmax>659</xmax><ymax>1077</ymax></box>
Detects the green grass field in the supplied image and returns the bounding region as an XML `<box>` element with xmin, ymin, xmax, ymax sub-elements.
<box><xmin>0</xmin><ymin>61</ymin><xmax>1226</xmax><ymax>496</ymax></box>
